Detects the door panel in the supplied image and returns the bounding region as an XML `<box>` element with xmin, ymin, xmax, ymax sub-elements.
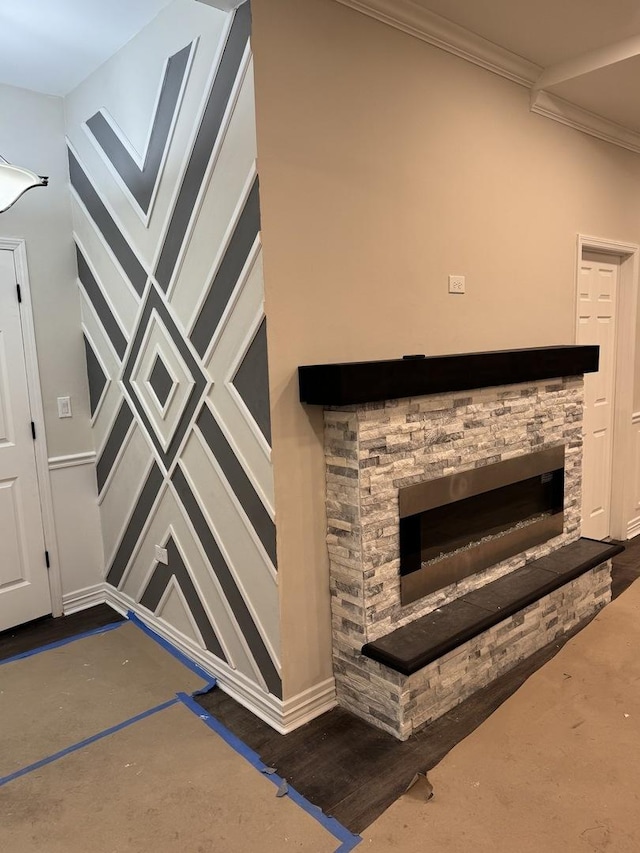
<box><xmin>0</xmin><ymin>479</ymin><xmax>25</xmax><ymax>587</ymax></box>
<box><xmin>578</xmin><ymin>252</ymin><xmax>618</xmax><ymax>540</ymax></box>
<box><xmin>0</xmin><ymin>330</ymin><xmax>13</xmax><ymax>447</ymax></box>
<box><xmin>0</xmin><ymin>249</ymin><xmax>50</xmax><ymax>630</ymax></box>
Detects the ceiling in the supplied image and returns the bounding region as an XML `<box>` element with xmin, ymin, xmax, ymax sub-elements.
<box><xmin>0</xmin><ymin>0</ymin><xmax>240</xmax><ymax>97</ymax></box>
<box><xmin>411</xmin><ymin>0</ymin><xmax>640</xmax><ymax>136</ymax></box>
<box><xmin>3</xmin><ymin>0</ymin><xmax>640</xmax><ymax>141</ymax></box>
<box><xmin>0</xmin><ymin>0</ymin><xmax>175</xmax><ymax>96</ymax></box>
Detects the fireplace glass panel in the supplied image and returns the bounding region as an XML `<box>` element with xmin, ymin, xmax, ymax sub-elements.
<box><xmin>420</xmin><ymin>471</ymin><xmax>563</xmax><ymax>564</ymax></box>
<box><xmin>399</xmin><ymin>446</ymin><xmax>565</xmax><ymax>605</ymax></box>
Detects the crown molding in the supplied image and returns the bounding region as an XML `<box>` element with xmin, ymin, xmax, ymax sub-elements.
<box><xmin>334</xmin><ymin>0</ymin><xmax>539</xmax><ymax>86</ymax></box>
<box><xmin>531</xmin><ymin>90</ymin><xmax>640</xmax><ymax>155</ymax></box>
<box><xmin>333</xmin><ymin>0</ymin><xmax>640</xmax><ymax>156</ymax></box>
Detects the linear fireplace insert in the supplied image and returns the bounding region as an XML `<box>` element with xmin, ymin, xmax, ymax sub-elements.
<box><xmin>399</xmin><ymin>446</ymin><xmax>565</xmax><ymax>605</ymax></box>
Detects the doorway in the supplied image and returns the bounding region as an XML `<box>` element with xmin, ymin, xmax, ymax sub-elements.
<box><xmin>576</xmin><ymin>235</ymin><xmax>639</xmax><ymax>542</ymax></box>
<box><xmin>0</xmin><ymin>245</ymin><xmax>51</xmax><ymax>630</ymax></box>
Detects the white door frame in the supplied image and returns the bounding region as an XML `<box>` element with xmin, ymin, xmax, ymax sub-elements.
<box><xmin>576</xmin><ymin>234</ymin><xmax>640</xmax><ymax>541</ymax></box>
<box><xmin>0</xmin><ymin>237</ymin><xmax>63</xmax><ymax>617</ymax></box>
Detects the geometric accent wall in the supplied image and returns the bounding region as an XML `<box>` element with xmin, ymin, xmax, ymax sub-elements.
<box><xmin>66</xmin><ymin>1</ymin><xmax>281</xmax><ymax>701</ymax></box>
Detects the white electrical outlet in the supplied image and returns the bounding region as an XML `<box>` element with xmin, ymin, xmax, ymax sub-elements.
<box><xmin>155</xmin><ymin>545</ymin><xmax>168</xmax><ymax>565</ymax></box>
<box><xmin>57</xmin><ymin>396</ymin><xmax>72</xmax><ymax>418</ymax></box>
<box><xmin>448</xmin><ymin>275</ymin><xmax>466</xmax><ymax>294</ymax></box>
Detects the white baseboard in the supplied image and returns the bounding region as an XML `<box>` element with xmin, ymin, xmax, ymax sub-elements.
<box><xmin>62</xmin><ymin>582</ymin><xmax>108</xmax><ymax>615</ymax></box>
<box><xmin>61</xmin><ymin>582</ymin><xmax>337</xmax><ymax>730</ymax></box>
<box><xmin>282</xmin><ymin>677</ymin><xmax>337</xmax><ymax>731</ymax></box>
<box><xmin>104</xmin><ymin>586</ymin><xmax>336</xmax><ymax>734</ymax></box>
<box><xmin>627</xmin><ymin>517</ymin><xmax>640</xmax><ymax>539</ymax></box>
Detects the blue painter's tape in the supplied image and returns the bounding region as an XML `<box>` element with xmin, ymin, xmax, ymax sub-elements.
<box><xmin>176</xmin><ymin>692</ymin><xmax>362</xmax><ymax>852</ymax></box>
<box><xmin>178</xmin><ymin>692</ymin><xmax>264</xmax><ymax>767</ymax></box>
<box><xmin>0</xmin><ymin>619</ymin><xmax>125</xmax><ymax>667</ymax></box>
<box><xmin>0</xmin><ymin>697</ymin><xmax>178</xmax><ymax>789</ymax></box>
<box><xmin>125</xmin><ymin>610</ymin><xmax>216</xmax><ymax>692</ymax></box>
<box><xmin>334</xmin><ymin>838</ymin><xmax>362</xmax><ymax>853</ymax></box>
<box><xmin>285</xmin><ymin>786</ymin><xmax>361</xmax><ymax>851</ymax></box>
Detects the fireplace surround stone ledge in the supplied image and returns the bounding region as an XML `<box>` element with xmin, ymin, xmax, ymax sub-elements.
<box><xmin>335</xmin><ymin>561</ymin><xmax>612</xmax><ymax>740</ymax></box>
<box><xmin>300</xmin><ymin>349</ymin><xmax>609</xmax><ymax>741</ymax></box>
<box><xmin>362</xmin><ymin>538</ymin><xmax>623</xmax><ymax>675</ymax></box>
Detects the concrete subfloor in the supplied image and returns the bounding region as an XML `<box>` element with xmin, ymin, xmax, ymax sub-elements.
<box><xmin>363</xmin><ymin>576</ymin><xmax>640</xmax><ymax>852</ymax></box>
<box><xmin>0</xmin><ymin>622</ymin><xmax>342</xmax><ymax>852</ymax></box>
<box><xmin>0</xmin><ymin>622</ymin><xmax>203</xmax><ymax>777</ymax></box>
<box><xmin>0</xmin><ymin>701</ymin><xmax>337</xmax><ymax>853</ymax></box>
<box><xmin>3</xmin><ymin>568</ymin><xmax>640</xmax><ymax>851</ymax></box>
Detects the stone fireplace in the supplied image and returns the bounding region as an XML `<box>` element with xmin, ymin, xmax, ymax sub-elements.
<box><xmin>300</xmin><ymin>347</ymin><xmax>622</xmax><ymax>740</ymax></box>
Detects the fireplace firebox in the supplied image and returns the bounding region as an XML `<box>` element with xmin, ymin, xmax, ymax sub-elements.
<box><xmin>399</xmin><ymin>446</ymin><xmax>565</xmax><ymax>605</ymax></box>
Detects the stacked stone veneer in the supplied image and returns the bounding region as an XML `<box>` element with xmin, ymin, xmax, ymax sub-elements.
<box><xmin>325</xmin><ymin>376</ymin><xmax>612</xmax><ymax>739</ymax></box>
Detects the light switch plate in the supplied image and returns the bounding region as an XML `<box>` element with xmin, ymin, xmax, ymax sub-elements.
<box><xmin>57</xmin><ymin>396</ymin><xmax>72</xmax><ymax>418</ymax></box>
<box><xmin>448</xmin><ymin>275</ymin><xmax>466</xmax><ymax>294</ymax></box>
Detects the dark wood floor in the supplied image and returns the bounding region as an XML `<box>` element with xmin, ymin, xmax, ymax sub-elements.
<box><xmin>196</xmin><ymin>622</ymin><xmax>598</xmax><ymax>832</ymax></box>
<box><xmin>610</xmin><ymin>537</ymin><xmax>640</xmax><ymax>600</ymax></box>
<box><xmin>2</xmin><ymin>541</ymin><xmax>639</xmax><ymax>834</ymax></box>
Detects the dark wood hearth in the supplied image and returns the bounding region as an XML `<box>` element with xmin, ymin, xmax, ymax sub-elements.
<box><xmin>363</xmin><ymin>538</ymin><xmax>623</xmax><ymax>676</ymax></box>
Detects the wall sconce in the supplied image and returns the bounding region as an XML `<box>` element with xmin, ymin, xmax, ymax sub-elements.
<box><xmin>0</xmin><ymin>155</ymin><xmax>48</xmax><ymax>213</ymax></box>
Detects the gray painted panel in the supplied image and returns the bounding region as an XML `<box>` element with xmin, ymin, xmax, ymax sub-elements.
<box><xmin>83</xmin><ymin>334</ymin><xmax>108</xmax><ymax>417</ymax></box>
<box><xmin>69</xmin><ymin>150</ymin><xmax>148</xmax><ymax>296</ymax></box>
<box><xmin>155</xmin><ymin>3</ymin><xmax>251</xmax><ymax>291</ymax></box>
<box><xmin>190</xmin><ymin>177</ymin><xmax>260</xmax><ymax>357</ymax></box>
<box><xmin>149</xmin><ymin>355</ymin><xmax>174</xmax><ymax>407</ymax></box>
<box><xmin>107</xmin><ymin>463</ymin><xmax>164</xmax><ymax>587</ymax></box>
<box><xmin>76</xmin><ymin>245</ymin><xmax>128</xmax><ymax>359</ymax></box>
<box><xmin>231</xmin><ymin>317</ymin><xmax>271</xmax><ymax>445</ymax></box>
<box><xmin>172</xmin><ymin>464</ymin><xmax>281</xmax><ymax>697</ymax></box>
<box><xmin>196</xmin><ymin>403</ymin><xmax>276</xmax><ymax>567</ymax></box>
<box><xmin>141</xmin><ymin>536</ymin><xmax>228</xmax><ymax>662</ymax></box>
<box><xmin>86</xmin><ymin>43</ymin><xmax>192</xmax><ymax>213</ymax></box>
<box><xmin>96</xmin><ymin>401</ymin><xmax>134</xmax><ymax>493</ymax></box>
<box><xmin>122</xmin><ymin>284</ymin><xmax>207</xmax><ymax>470</ymax></box>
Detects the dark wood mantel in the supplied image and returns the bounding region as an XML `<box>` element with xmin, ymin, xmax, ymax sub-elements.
<box><xmin>298</xmin><ymin>345</ymin><xmax>599</xmax><ymax>407</ymax></box>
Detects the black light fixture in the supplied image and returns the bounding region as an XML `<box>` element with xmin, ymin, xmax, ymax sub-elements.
<box><xmin>0</xmin><ymin>154</ymin><xmax>48</xmax><ymax>213</ymax></box>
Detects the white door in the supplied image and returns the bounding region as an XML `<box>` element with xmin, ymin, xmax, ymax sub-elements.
<box><xmin>0</xmin><ymin>249</ymin><xmax>50</xmax><ymax>630</ymax></box>
<box><xmin>577</xmin><ymin>251</ymin><xmax>618</xmax><ymax>540</ymax></box>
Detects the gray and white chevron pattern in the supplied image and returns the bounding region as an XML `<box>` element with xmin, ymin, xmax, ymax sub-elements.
<box><xmin>69</xmin><ymin>2</ymin><xmax>281</xmax><ymax>698</ymax></box>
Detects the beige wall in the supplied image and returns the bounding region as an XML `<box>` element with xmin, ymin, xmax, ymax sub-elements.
<box><xmin>251</xmin><ymin>0</ymin><xmax>640</xmax><ymax>698</ymax></box>
<box><xmin>0</xmin><ymin>83</ymin><xmax>92</xmax><ymax>458</ymax></box>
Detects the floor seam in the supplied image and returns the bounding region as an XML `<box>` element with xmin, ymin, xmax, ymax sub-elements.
<box><xmin>0</xmin><ymin>697</ymin><xmax>178</xmax><ymax>789</ymax></box>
